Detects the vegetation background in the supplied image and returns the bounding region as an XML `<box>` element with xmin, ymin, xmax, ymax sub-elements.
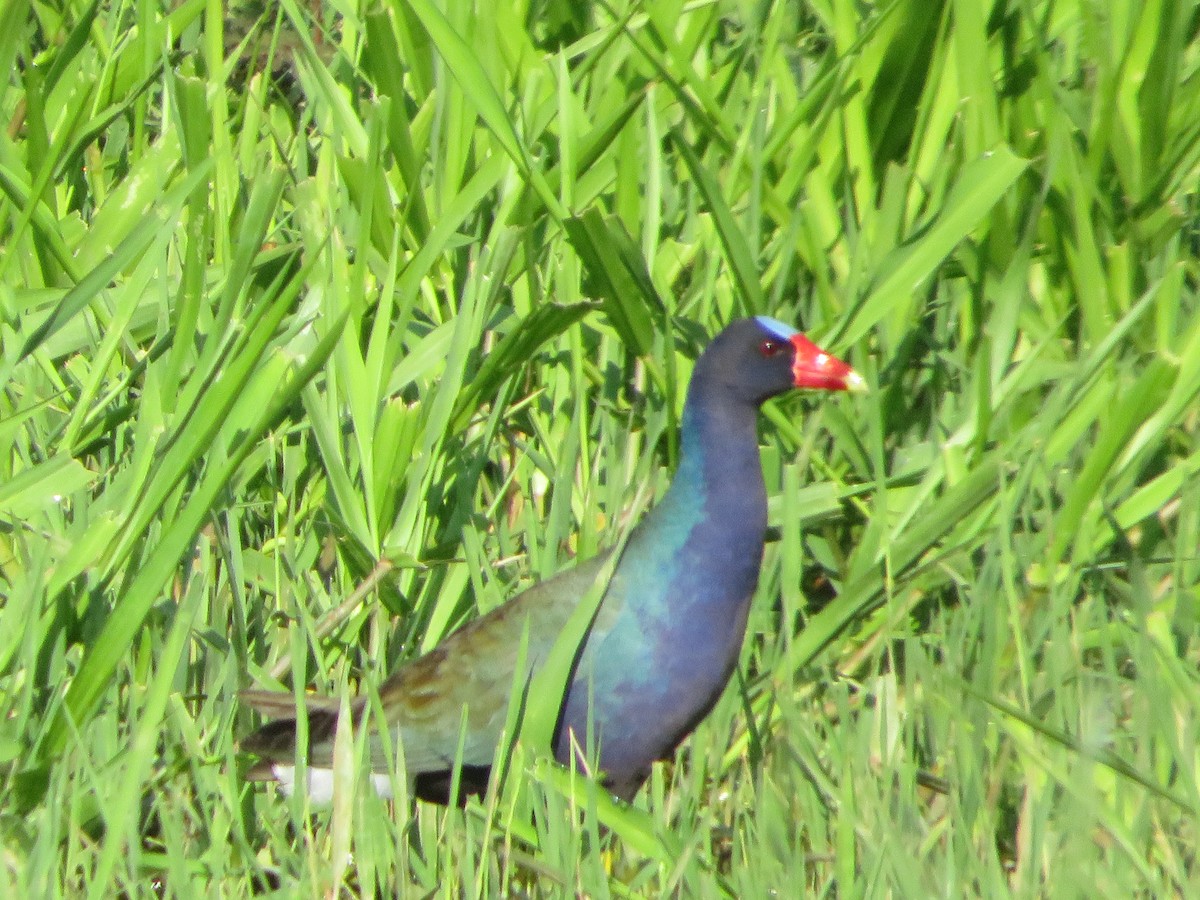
<box><xmin>2</xmin><ymin>0</ymin><xmax>1199</xmax><ymax>895</ymax></box>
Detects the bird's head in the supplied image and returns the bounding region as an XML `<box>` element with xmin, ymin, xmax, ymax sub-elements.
<box><xmin>697</xmin><ymin>316</ymin><xmax>865</xmax><ymax>404</ymax></box>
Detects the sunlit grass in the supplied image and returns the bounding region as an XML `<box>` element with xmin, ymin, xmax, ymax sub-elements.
<box><xmin>2</xmin><ymin>0</ymin><xmax>1199</xmax><ymax>895</ymax></box>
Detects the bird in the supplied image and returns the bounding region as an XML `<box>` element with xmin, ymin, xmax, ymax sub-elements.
<box><xmin>241</xmin><ymin>316</ymin><xmax>864</xmax><ymax>804</ymax></box>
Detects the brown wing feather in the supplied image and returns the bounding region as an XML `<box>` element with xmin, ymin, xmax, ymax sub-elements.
<box><xmin>239</xmin><ymin>551</ymin><xmax>614</xmax><ymax>780</ymax></box>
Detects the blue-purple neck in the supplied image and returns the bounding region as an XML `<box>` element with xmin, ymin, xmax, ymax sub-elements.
<box><xmin>672</xmin><ymin>384</ymin><xmax>767</xmax><ymax>539</ymax></box>
<box><xmin>630</xmin><ymin>378</ymin><xmax>768</xmax><ymax>611</ymax></box>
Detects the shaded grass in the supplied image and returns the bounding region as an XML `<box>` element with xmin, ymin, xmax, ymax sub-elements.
<box><xmin>2</xmin><ymin>0</ymin><xmax>1199</xmax><ymax>895</ymax></box>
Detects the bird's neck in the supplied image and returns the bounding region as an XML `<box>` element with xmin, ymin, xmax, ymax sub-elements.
<box><xmin>670</xmin><ymin>390</ymin><xmax>766</xmax><ymax>531</ymax></box>
<box><xmin>632</xmin><ymin>382</ymin><xmax>768</xmax><ymax>595</ymax></box>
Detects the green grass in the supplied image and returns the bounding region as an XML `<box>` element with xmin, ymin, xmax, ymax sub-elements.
<box><xmin>2</xmin><ymin>0</ymin><xmax>1199</xmax><ymax>895</ymax></box>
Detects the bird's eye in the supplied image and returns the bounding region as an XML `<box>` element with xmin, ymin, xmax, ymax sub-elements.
<box><xmin>758</xmin><ymin>339</ymin><xmax>787</xmax><ymax>357</ymax></box>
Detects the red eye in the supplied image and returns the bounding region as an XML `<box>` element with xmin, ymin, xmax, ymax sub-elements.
<box><xmin>758</xmin><ymin>339</ymin><xmax>787</xmax><ymax>357</ymax></box>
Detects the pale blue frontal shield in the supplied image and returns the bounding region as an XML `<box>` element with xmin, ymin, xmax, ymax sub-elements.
<box><xmin>753</xmin><ymin>315</ymin><xmax>799</xmax><ymax>340</ymax></box>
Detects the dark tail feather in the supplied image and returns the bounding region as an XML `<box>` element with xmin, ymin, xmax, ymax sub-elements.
<box><xmin>239</xmin><ymin>689</ymin><xmax>340</xmax><ymax>760</ymax></box>
<box><xmin>240</xmin><ymin>688</ymin><xmax>493</xmax><ymax>805</ymax></box>
<box><xmin>240</xmin><ymin>688</ymin><xmax>344</xmax><ymax>717</ymax></box>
